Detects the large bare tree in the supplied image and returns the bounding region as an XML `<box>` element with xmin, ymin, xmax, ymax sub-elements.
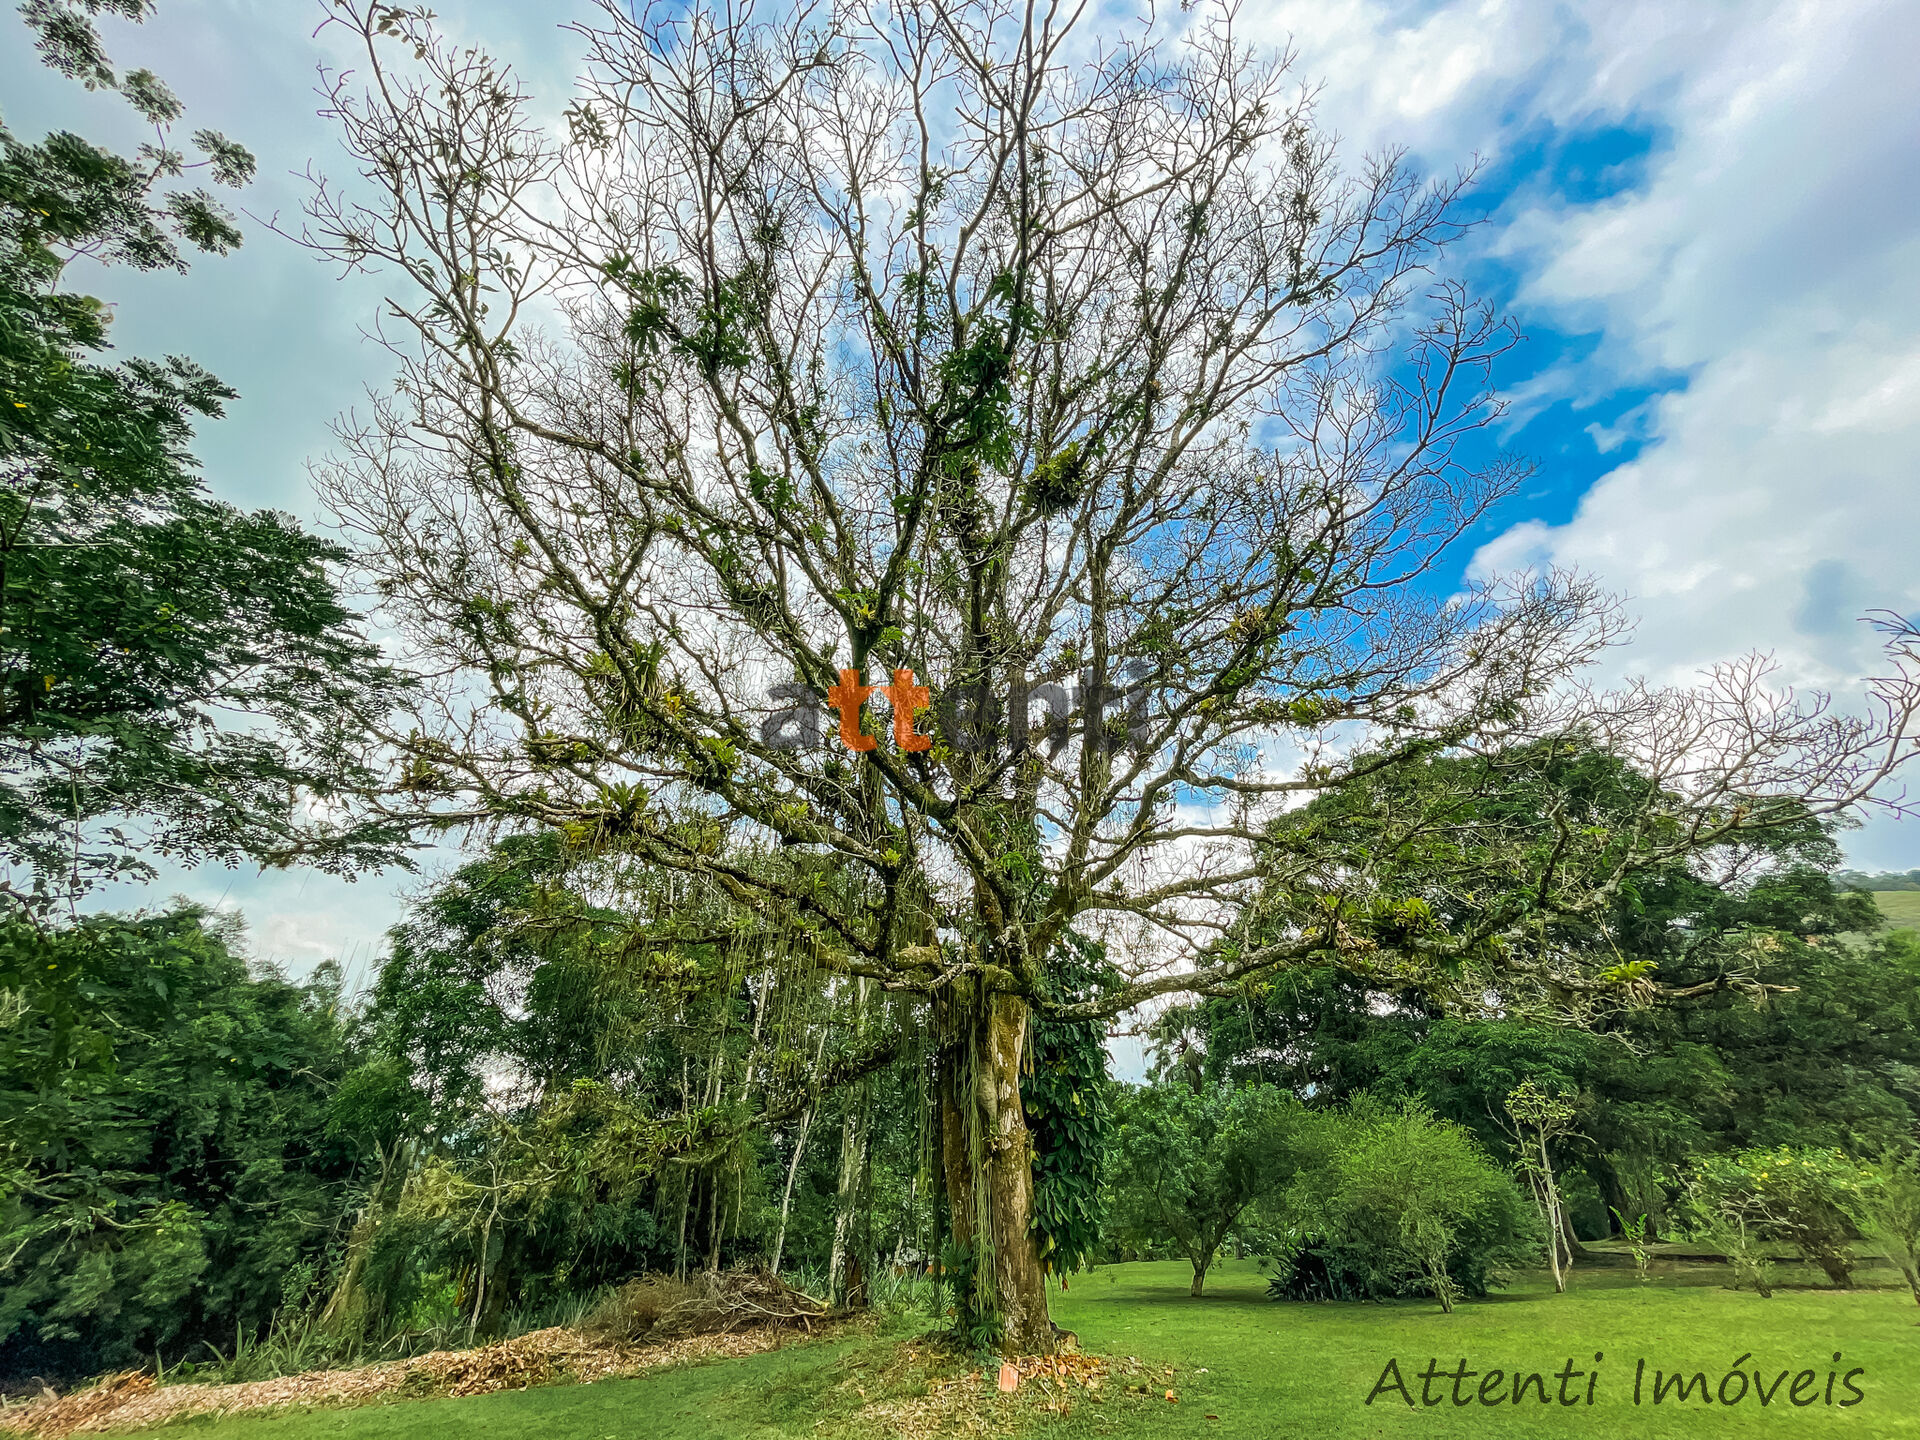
<box><xmin>304</xmin><ymin>0</ymin><xmax>1920</xmax><ymax>1349</ymax></box>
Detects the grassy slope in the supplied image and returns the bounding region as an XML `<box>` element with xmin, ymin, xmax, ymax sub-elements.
<box><xmin>145</xmin><ymin>1335</ymin><xmax>880</xmax><ymax>1440</ymax></box>
<box><xmin>1873</xmin><ymin>891</ymin><xmax>1920</xmax><ymax>931</ymax></box>
<box><xmin>135</xmin><ymin>1261</ymin><xmax>1920</xmax><ymax>1440</ymax></box>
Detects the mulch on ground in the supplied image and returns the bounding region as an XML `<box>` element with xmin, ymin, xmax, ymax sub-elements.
<box><xmin>843</xmin><ymin>1339</ymin><xmax>1188</xmax><ymax>1438</ymax></box>
<box><xmin>0</xmin><ymin>1321</ymin><xmax>826</xmax><ymax>1439</ymax></box>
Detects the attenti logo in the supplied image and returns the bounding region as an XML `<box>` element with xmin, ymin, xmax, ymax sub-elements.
<box><xmin>761</xmin><ymin>664</ymin><xmax>1151</xmax><ymax>757</ymax></box>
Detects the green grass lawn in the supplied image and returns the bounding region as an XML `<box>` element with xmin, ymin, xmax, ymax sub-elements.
<box><xmin>1873</xmin><ymin>891</ymin><xmax>1920</xmax><ymax>931</ymax></box>
<box><xmin>133</xmin><ymin>1262</ymin><xmax>1920</xmax><ymax>1440</ymax></box>
<box><xmin>1053</xmin><ymin>1260</ymin><xmax>1918</xmax><ymax>1438</ymax></box>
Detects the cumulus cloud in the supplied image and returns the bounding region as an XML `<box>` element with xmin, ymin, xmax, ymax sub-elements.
<box><xmin>1478</xmin><ymin>2</ymin><xmax>1920</xmax><ymax>677</ymax></box>
<box><xmin>1245</xmin><ymin>0</ymin><xmax>1920</xmax><ymax>860</ymax></box>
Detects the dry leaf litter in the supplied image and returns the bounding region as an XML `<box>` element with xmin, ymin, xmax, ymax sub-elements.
<box><xmin>0</xmin><ymin>1270</ymin><xmax>835</xmax><ymax>1440</ymax></box>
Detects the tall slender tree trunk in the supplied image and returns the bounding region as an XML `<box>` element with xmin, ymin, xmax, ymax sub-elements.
<box><xmin>771</xmin><ymin>1026</ymin><xmax>830</xmax><ymax>1278</ymax></box>
<box><xmin>828</xmin><ymin>979</ymin><xmax>874</xmax><ymax>1309</ymax></box>
<box><xmin>675</xmin><ymin>1055</ymin><xmax>694</xmax><ymax>1279</ymax></box>
<box><xmin>937</xmin><ymin>981</ymin><xmax>1053</xmax><ymax>1354</ymax></box>
<box><xmin>469</xmin><ymin>1181</ymin><xmax>500</xmax><ymax>1339</ymax></box>
<box><xmin>674</xmin><ymin>1174</ymin><xmax>692</xmax><ymax>1281</ymax></box>
<box><xmin>771</xmin><ymin>1104</ymin><xmax>815</xmax><ymax>1277</ymax></box>
<box><xmin>1530</xmin><ymin>1134</ymin><xmax>1569</xmax><ymax>1292</ymax></box>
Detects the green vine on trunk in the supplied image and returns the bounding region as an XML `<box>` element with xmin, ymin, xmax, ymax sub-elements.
<box><xmin>1024</xmin><ymin>935</ymin><xmax>1115</xmax><ymax>1281</ymax></box>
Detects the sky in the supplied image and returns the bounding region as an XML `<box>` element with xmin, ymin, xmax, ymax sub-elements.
<box><xmin>7</xmin><ymin>0</ymin><xmax>1919</xmax><ymax>982</ymax></box>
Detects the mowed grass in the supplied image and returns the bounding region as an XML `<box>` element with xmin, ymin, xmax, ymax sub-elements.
<box><xmin>1052</xmin><ymin>1259</ymin><xmax>1919</xmax><ymax>1439</ymax></box>
<box><xmin>1873</xmin><ymin>891</ymin><xmax>1920</xmax><ymax>931</ymax></box>
<box><xmin>136</xmin><ymin>1261</ymin><xmax>1920</xmax><ymax>1440</ymax></box>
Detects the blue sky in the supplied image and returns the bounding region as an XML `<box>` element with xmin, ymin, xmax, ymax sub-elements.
<box><xmin>7</xmin><ymin>0</ymin><xmax>1920</xmax><ymax>979</ymax></box>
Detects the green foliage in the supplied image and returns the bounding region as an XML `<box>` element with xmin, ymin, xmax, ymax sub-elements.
<box><xmin>1166</xmin><ymin>747</ymin><xmax>1920</xmax><ymax>1244</ymax></box>
<box><xmin>1022</xmin><ymin>936</ymin><xmax>1114</xmax><ymax>1278</ymax></box>
<box><xmin>1253</xmin><ymin>740</ymin><xmax>1870</xmax><ymax>1000</ymax></box>
<box><xmin>1268</xmin><ymin>1102</ymin><xmax>1541</xmax><ymax>1312</ymax></box>
<box><xmin>1108</xmin><ymin>1080</ymin><xmax>1308</xmax><ymax>1296</ymax></box>
<box><xmin>1165</xmin><ymin>964</ymin><xmax>1594</xmax><ymax>1158</ymax></box>
<box><xmin>317</xmin><ymin>838</ymin><xmax>892</xmax><ymax>1344</ymax></box>
<box><xmin>0</xmin><ymin>907</ymin><xmax>357</xmax><ymax>1373</ymax></box>
<box><xmin>1504</xmin><ymin>1079</ymin><xmax>1575</xmax><ymax>1134</ymax></box>
<box><xmin>1</xmin><ymin>0</ymin><xmax>402</xmax><ymax>912</ymax></box>
<box><xmin>1685</xmin><ymin>1145</ymin><xmax>1869</xmax><ymax>1290</ymax></box>
<box><xmin>1613</xmin><ymin>1207</ymin><xmax>1654</xmax><ymax>1280</ymax></box>
<box><xmin>1848</xmin><ymin>1150</ymin><xmax>1920</xmax><ymax>1304</ymax></box>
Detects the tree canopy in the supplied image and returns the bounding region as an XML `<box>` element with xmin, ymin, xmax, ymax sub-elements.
<box><xmin>0</xmin><ymin>0</ymin><xmax>408</xmax><ymax>912</ymax></box>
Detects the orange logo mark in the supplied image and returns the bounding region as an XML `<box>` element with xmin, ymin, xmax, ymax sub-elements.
<box><xmin>827</xmin><ymin>669</ymin><xmax>877</xmax><ymax>751</ymax></box>
<box><xmin>887</xmin><ymin>668</ymin><xmax>932</xmax><ymax>752</ymax></box>
<box><xmin>825</xmin><ymin>667</ymin><xmax>932</xmax><ymax>753</ymax></box>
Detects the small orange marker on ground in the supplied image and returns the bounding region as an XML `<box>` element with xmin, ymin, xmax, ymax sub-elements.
<box><xmin>998</xmin><ymin>1364</ymin><xmax>1019</xmax><ymax>1393</ymax></box>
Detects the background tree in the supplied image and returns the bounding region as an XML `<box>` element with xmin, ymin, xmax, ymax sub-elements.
<box><xmin>0</xmin><ymin>0</ymin><xmax>407</xmax><ymax>912</ymax></box>
<box><xmin>1849</xmin><ymin>1151</ymin><xmax>1920</xmax><ymax>1306</ymax></box>
<box><xmin>1162</xmin><ymin>747</ymin><xmax>1920</xmax><ymax>1239</ymax></box>
<box><xmin>0</xmin><ymin>906</ymin><xmax>357</xmax><ymax>1374</ymax></box>
<box><xmin>317</xmin><ymin>832</ymin><xmax>943</xmax><ymax>1337</ymax></box>
<box><xmin>1108</xmin><ymin>1080</ymin><xmax>1305</xmax><ymax>1297</ymax></box>
<box><xmin>303</xmin><ymin>0</ymin><xmax>1920</xmax><ymax>1348</ymax></box>
<box><xmin>1502</xmin><ymin>1080</ymin><xmax>1577</xmax><ymax>1292</ymax></box>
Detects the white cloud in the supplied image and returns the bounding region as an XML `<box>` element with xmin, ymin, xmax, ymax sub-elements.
<box><xmin>1246</xmin><ymin>0</ymin><xmax>1920</xmax><ymax>860</ymax></box>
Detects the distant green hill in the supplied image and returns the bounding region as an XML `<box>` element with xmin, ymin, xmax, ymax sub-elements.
<box><xmin>1839</xmin><ymin>868</ymin><xmax>1920</xmax><ymax>891</ymax></box>
<box><xmin>1872</xmin><ymin>891</ymin><xmax>1920</xmax><ymax>931</ymax></box>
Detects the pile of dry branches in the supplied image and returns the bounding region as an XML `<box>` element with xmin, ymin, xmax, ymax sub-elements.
<box><xmin>586</xmin><ymin>1268</ymin><xmax>834</xmax><ymax>1341</ymax></box>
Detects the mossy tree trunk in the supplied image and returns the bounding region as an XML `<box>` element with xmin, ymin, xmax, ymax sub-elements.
<box><xmin>938</xmin><ymin>982</ymin><xmax>1053</xmax><ymax>1354</ymax></box>
<box><xmin>828</xmin><ymin>978</ymin><xmax>875</xmax><ymax>1309</ymax></box>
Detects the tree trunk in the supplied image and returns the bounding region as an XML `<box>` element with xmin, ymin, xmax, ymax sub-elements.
<box><xmin>828</xmin><ymin>1078</ymin><xmax>873</xmax><ymax>1307</ymax></box>
<box><xmin>829</xmin><ymin>979</ymin><xmax>875</xmax><ymax>1309</ymax></box>
<box><xmin>1559</xmin><ymin>1205</ymin><xmax>1593</xmax><ymax>1265</ymax></box>
<box><xmin>770</xmin><ymin>1105</ymin><xmax>815</xmax><ymax>1277</ymax></box>
<box><xmin>938</xmin><ymin>982</ymin><xmax>1053</xmax><ymax>1354</ymax></box>
<box><xmin>772</xmin><ymin>1027</ymin><xmax>832</xmax><ymax>1278</ymax></box>
<box><xmin>1532</xmin><ymin>1135</ymin><xmax>1570</xmax><ymax>1292</ymax></box>
<box><xmin>673</xmin><ymin>1174</ymin><xmax>692</xmax><ymax>1281</ymax></box>
<box><xmin>1588</xmin><ymin>1153</ymin><xmax>1647</xmax><ymax>1239</ymax></box>
<box><xmin>1190</xmin><ymin>1258</ymin><xmax>1209</xmax><ymax>1297</ymax></box>
<box><xmin>1813</xmin><ymin>1252</ymin><xmax>1854</xmax><ymax>1288</ymax></box>
<box><xmin>1527</xmin><ymin>1169</ymin><xmax>1564</xmax><ymax>1294</ymax></box>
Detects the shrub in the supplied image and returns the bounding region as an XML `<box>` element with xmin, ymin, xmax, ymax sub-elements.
<box><xmin>1847</xmin><ymin>1150</ymin><xmax>1920</xmax><ymax>1306</ymax></box>
<box><xmin>1685</xmin><ymin>1146</ymin><xmax>1866</xmax><ymax>1288</ymax></box>
<box><xmin>1267</xmin><ymin>1102</ymin><xmax>1542</xmax><ymax>1312</ymax></box>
